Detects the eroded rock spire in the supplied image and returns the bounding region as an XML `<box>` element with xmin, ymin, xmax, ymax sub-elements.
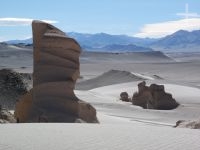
<box><xmin>15</xmin><ymin>20</ymin><xmax>98</xmax><ymax>123</ymax></box>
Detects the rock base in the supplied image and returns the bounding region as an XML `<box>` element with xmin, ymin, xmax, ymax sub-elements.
<box><xmin>15</xmin><ymin>90</ymin><xmax>98</xmax><ymax>123</ymax></box>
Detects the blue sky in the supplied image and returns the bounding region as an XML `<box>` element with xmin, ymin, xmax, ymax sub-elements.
<box><xmin>0</xmin><ymin>0</ymin><xmax>200</xmax><ymax>41</ymax></box>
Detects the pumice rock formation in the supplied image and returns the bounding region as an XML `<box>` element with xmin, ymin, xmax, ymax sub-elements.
<box><xmin>0</xmin><ymin>69</ymin><xmax>29</xmax><ymax>109</ymax></box>
<box><xmin>15</xmin><ymin>20</ymin><xmax>98</xmax><ymax>123</ymax></box>
<box><xmin>132</xmin><ymin>81</ymin><xmax>179</xmax><ymax>110</ymax></box>
<box><xmin>174</xmin><ymin>119</ymin><xmax>200</xmax><ymax>129</ymax></box>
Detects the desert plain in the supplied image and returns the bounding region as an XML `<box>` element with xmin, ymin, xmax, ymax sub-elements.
<box><xmin>0</xmin><ymin>44</ymin><xmax>200</xmax><ymax>149</ymax></box>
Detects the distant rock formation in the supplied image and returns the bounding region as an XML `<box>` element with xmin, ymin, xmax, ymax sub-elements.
<box><xmin>15</xmin><ymin>20</ymin><xmax>98</xmax><ymax>123</ymax></box>
<box><xmin>175</xmin><ymin>120</ymin><xmax>200</xmax><ymax>129</ymax></box>
<box><xmin>120</xmin><ymin>92</ymin><xmax>131</xmax><ymax>102</ymax></box>
<box><xmin>132</xmin><ymin>81</ymin><xmax>179</xmax><ymax>110</ymax></box>
<box><xmin>0</xmin><ymin>69</ymin><xmax>30</xmax><ymax>109</ymax></box>
<box><xmin>0</xmin><ymin>105</ymin><xmax>16</xmax><ymax>123</ymax></box>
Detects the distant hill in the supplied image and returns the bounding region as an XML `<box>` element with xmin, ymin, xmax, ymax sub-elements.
<box><xmin>0</xmin><ymin>42</ymin><xmax>32</xmax><ymax>51</ymax></box>
<box><xmin>67</xmin><ymin>32</ymin><xmax>156</xmax><ymax>48</ymax></box>
<box><xmin>0</xmin><ymin>42</ymin><xmax>8</xmax><ymax>49</ymax></box>
<box><xmin>91</xmin><ymin>44</ymin><xmax>153</xmax><ymax>52</ymax></box>
<box><xmin>5</xmin><ymin>38</ymin><xmax>32</xmax><ymax>45</ymax></box>
<box><xmin>150</xmin><ymin>30</ymin><xmax>200</xmax><ymax>52</ymax></box>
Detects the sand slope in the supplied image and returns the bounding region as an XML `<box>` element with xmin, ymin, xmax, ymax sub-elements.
<box><xmin>76</xmin><ymin>70</ymin><xmax>145</xmax><ymax>90</ymax></box>
<box><xmin>0</xmin><ymin>123</ymin><xmax>200</xmax><ymax>150</ymax></box>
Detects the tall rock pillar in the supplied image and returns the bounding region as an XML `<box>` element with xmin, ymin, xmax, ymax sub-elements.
<box><xmin>15</xmin><ymin>21</ymin><xmax>98</xmax><ymax>123</ymax></box>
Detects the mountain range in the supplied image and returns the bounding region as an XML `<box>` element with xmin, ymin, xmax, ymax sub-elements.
<box><xmin>67</xmin><ymin>32</ymin><xmax>156</xmax><ymax>47</ymax></box>
<box><xmin>150</xmin><ymin>30</ymin><xmax>200</xmax><ymax>52</ymax></box>
<box><xmin>4</xmin><ymin>29</ymin><xmax>200</xmax><ymax>52</ymax></box>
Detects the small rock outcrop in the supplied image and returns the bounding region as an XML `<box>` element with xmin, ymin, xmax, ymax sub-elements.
<box><xmin>120</xmin><ymin>92</ymin><xmax>131</xmax><ymax>102</ymax></box>
<box><xmin>132</xmin><ymin>81</ymin><xmax>179</xmax><ymax>110</ymax></box>
<box><xmin>0</xmin><ymin>105</ymin><xmax>16</xmax><ymax>123</ymax></box>
<box><xmin>0</xmin><ymin>69</ymin><xmax>30</xmax><ymax>109</ymax></box>
<box><xmin>175</xmin><ymin>120</ymin><xmax>200</xmax><ymax>129</ymax></box>
<box><xmin>15</xmin><ymin>20</ymin><xmax>98</xmax><ymax>123</ymax></box>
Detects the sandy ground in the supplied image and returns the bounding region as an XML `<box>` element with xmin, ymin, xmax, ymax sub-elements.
<box><xmin>76</xmin><ymin>82</ymin><xmax>200</xmax><ymax>125</ymax></box>
<box><xmin>0</xmin><ymin>48</ymin><xmax>200</xmax><ymax>149</ymax></box>
<box><xmin>0</xmin><ymin>123</ymin><xmax>200</xmax><ymax>150</ymax></box>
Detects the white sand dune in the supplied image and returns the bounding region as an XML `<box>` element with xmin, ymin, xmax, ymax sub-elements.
<box><xmin>0</xmin><ymin>123</ymin><xmax>200</xmax><ymax>150</ymax></box>
<box><xmin>131</xmin><ymin>72</ymin><xmax>155</xmax><ymax>80</ymax></box>
<box><xmin>76</xmin><ymin>70</ymin><xmax>146</xmax><ymax>90</ymax></box>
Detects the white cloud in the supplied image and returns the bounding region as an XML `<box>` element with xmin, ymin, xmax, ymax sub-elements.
<box><xmin>134</xmin><ymin>18</ymin><xmax>200</xmax><ymax>38</ymax></box>
<box><xmin>176</xmin><ymin>13</ymin><xmax>200</xmax><ymax>18</ymax></box>
<box><xmin>0</xmin><ymin>18</ymin><xmax>57</xmax><ymax>26</ymax></box>
<box><xmin>0</xmin><ymin>37</ymin><xmax>5</xmax><ymax>42</ymax></box>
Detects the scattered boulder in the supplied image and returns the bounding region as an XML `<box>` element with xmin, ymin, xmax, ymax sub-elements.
<box><xmin>120</xmin><ymin>92</ymin><xmax>131</xmax><ymax>102</ymax></box>
<box><xmin>0</xmin><ymin>69</ymin><xmax>30</xmax><ymax>109</ymax></box>
<box><xmin>0</xmin><ymin>105</ymin><xmax>16</xmax><ymax>123</ymax></box>
<box><xmin>132</xmin><ymin>81</ymin><xmax>179</xmax><ymax>110</ymax></box>
<box><xmin>15</xmin><ymin>20</ymin><xmax>98</xmax><ymax>123</ymax></box>
<box><xmin>175</xmin><ymin>120</ymin><xmax>200</xmax><ymax>129</ymax></box>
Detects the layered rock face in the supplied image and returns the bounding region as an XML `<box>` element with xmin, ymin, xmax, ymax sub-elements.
<box><xmin>15</xmin><ymin>21</ymin><xmax>98</xmax><ymax>123</ymax></box>
<box><xmin>132</xmin><ymin>81</ymin><xmax>179</xmax><ymax>110</ymax></box>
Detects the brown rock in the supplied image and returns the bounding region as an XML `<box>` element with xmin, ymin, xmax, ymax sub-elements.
<box><xmin>14</xmin><ymin>90</ymin><xmax>33</xmax><ymax>122</ymax></box>
<box><xmin>132</xmin><ymin>81</ymin><xmax>179</xmax><ymax>110</ymax></box>
<box><xmin>0</xmin><ymin>69</ymin><xmax>30</xmax><ymax>109</ymax></box>
<box><xmin>0</xmin><ymin>105</ymin><xmax>16</xmax><ymax>123</ymax></box>
<box><xmin>120</xmin><ymin>92</ymin><xmax>131</xmax><ymax>102</ymax></box>
<box><xmin>15</xmin><ymin>20</ymin><xmax>98</xmax><ymax>123</ymax></box>
<box><xmin>138</xmin><ymin>81</ymin><xmax>148</xmax><ymax>93</ymax></box>
<box><xmin>175</xmin><ymin>120</ymin><xmax>200</xmax><ymax>129</ymax></box>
